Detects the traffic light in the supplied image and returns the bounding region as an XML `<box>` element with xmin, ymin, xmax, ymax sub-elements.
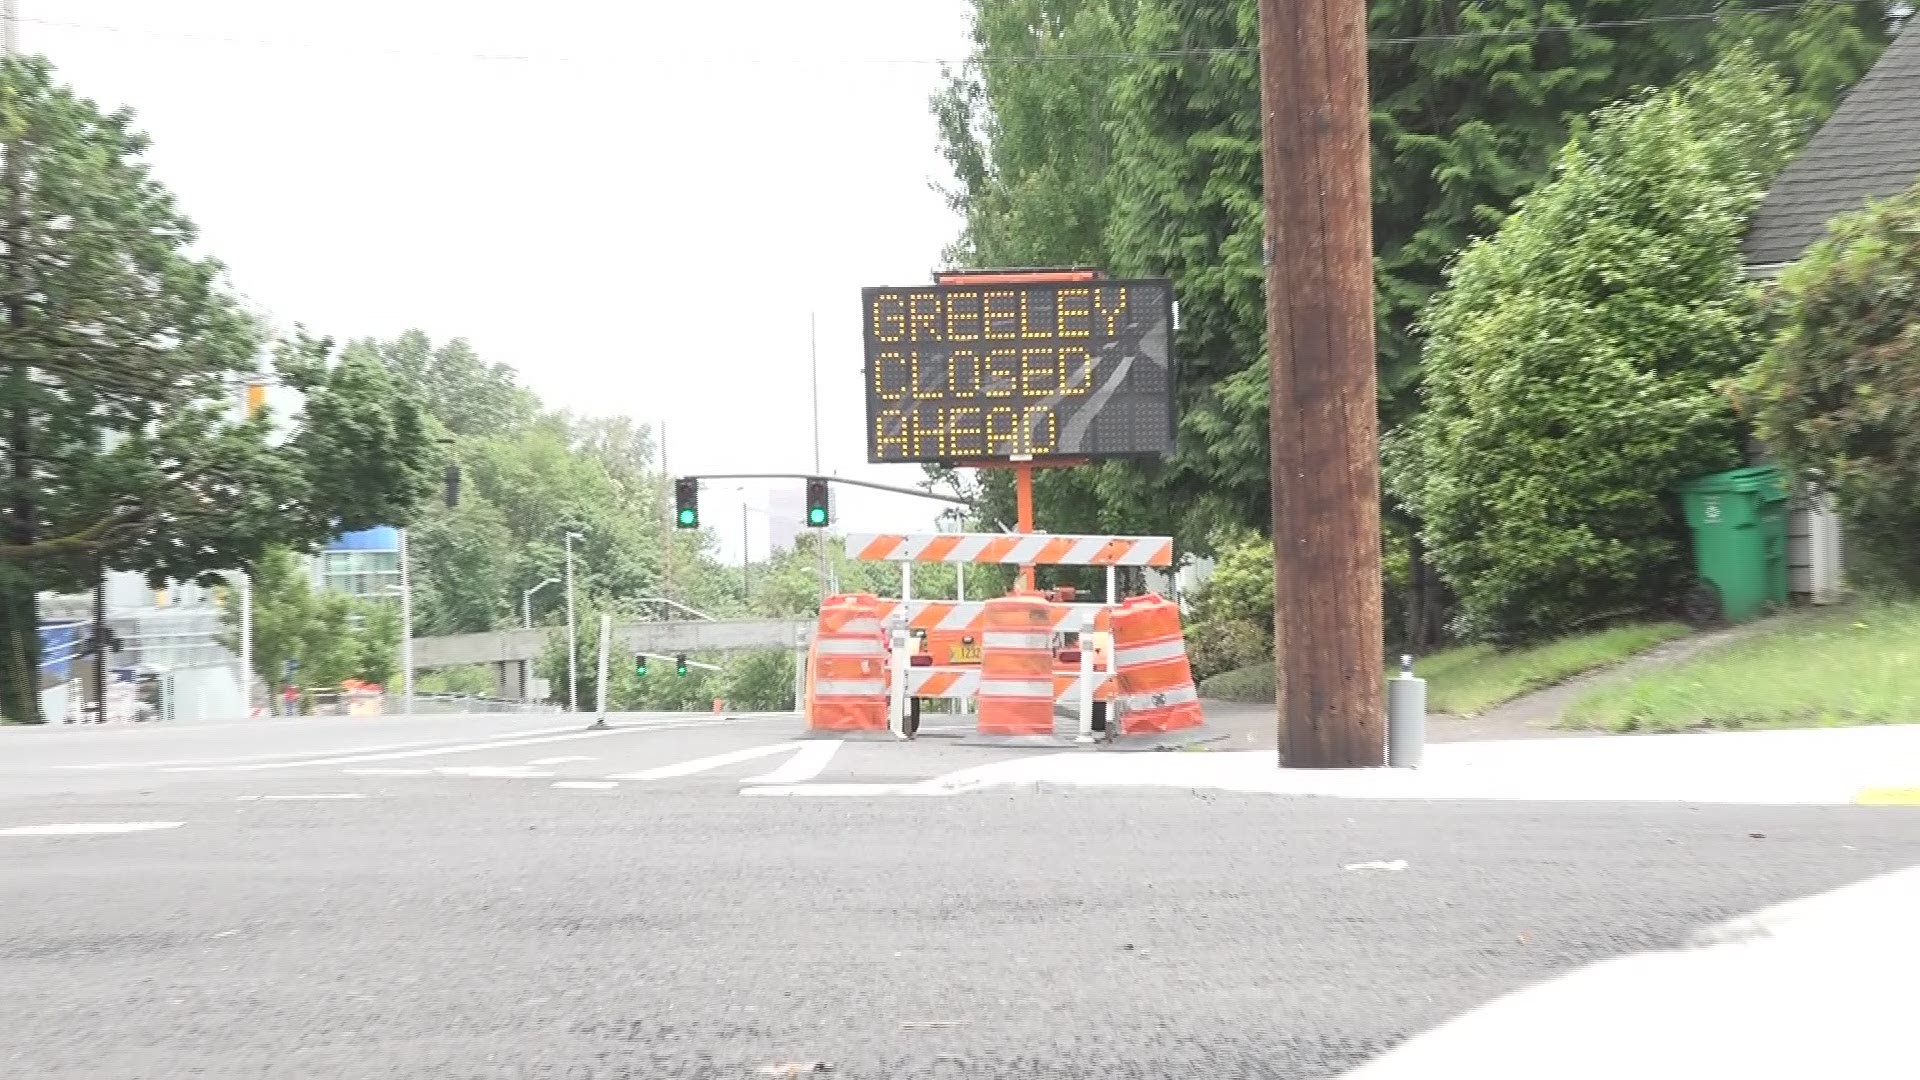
<box><xmin>443</xmin><ymin>464</ymin><xmax>462</xmax><ymax>508</ymax></box>
<box><xmin>674</xmin><ymin>477</ymin><xmax>699</xmax><ymax>529</ymax></box>
<box><xmin>634</xmin><ymin>653</ymin><xmax>648</xmax><ymax>677</ymax></box>
<box><xmin>674</xmin><ymin>654</ymin><xmax>689</xmax><ymax>677</ymax></box>
<box><xmin>805</xmin><ymin>476</ymin><xmax>829</xmax><ymax>528</ymax></box>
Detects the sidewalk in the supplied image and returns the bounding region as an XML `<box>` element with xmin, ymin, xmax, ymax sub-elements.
<box><xmin>910</xmin><ymin>725</ymin><xmax>1920</xmax><ymax>806</ymax></box>
<box><xmin>1341</xmin><ymin>864</ymin><xmax>1920</xmax><ymax>1079</ymax></box>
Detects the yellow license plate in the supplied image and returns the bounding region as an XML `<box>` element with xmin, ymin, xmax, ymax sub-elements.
<box><xmin>948</xmin><ymin>643</ymin><xmax>981</xmax><ymax>664</ymax></box>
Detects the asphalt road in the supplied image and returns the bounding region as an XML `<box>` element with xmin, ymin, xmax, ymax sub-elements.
<box><xmin>5</xmin><ymin>714</ymin><xmax>1919</xmax><ymax>1079</ymax></box>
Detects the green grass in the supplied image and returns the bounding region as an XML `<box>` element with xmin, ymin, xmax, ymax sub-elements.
<box><xmin>1416</xmin><ymin>622</ymin><xmax>1691</xmax><ymax>716</ymax></box>
<box><xmin>1196</xmin><ymin>620</ymin><xmax>1691</xmax><ymax>714</ymax></box>
<box><xmin>1562</xmin><ymin>601</ymin><xmax>1920</xmax><ymax>733</ymax></box>
<box><xmin>1196</xmin><ymin>662</ymin><xmax>1275</xmax><ymax>704</ymax></box>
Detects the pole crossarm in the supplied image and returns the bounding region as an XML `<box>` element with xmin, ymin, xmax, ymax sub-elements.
<box><xmin>678</xmin><ymin>473</ymin><xmax>972</xmax><ymax>507</ymax></box>
<box><xmin>845</xmin><ymin>532</ymin><xmax>1173</xmax><ymax>567</ymax></box>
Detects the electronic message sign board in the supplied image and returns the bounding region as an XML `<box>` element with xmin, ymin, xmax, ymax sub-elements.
<box><xmin>861</xmin><ymin>278</ymin><xmax>1175</xmax><ymax>464</ymax></box>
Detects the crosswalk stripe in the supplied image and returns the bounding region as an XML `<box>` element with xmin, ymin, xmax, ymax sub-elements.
<box><xmin>608</xmin><ymin>743</ymin><xmax>795</xmax><ymax>781</ymax></box>
<box><xmin>741</xmin><ymin>741</ymin><xmax>842</xmax><ymax>786</ymax></box>
<box><xmin>164</xmin><ymin>718</ymin><xmax>737</xmax><ymax>773</ymax></box>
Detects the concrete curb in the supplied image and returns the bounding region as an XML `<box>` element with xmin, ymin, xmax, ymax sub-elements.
<box><xmin>1687</xmin><ymin>863</ymin><xmax>1920</xmax><ymax>948</ymax></box>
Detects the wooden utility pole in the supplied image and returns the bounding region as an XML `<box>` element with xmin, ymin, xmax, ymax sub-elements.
<box><xmin>1256</xmin><ymin>0</ymin><xmax>1386</xmax><ymax>767</ymax></box>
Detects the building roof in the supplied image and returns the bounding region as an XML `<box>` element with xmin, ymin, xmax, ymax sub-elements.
<box><xmin>1743</xmin><ymin>25</ymin><xmax>1920</xmax><ymax>272</ymax></box>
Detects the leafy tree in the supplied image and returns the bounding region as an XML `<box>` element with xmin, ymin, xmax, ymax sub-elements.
<box><xmin>934</xmin><ymin>0</ymin><xmax>1889</xmax><ymax>562</ymax></box>
<box><xmin>1386</xmin><ymin>54</ymin><xmax>1802</xmax><ymax>640</ymax></box>
<box><xmin>0</xmin><ymin>59</ymin><xmax>435</xmax><ymax>723</ymax></box>
<box><xmin>416</xmin><ymin>664</ymin><xmax>495</xmax><ymax>698</ymax></box>
<box><xmin>222</xmin><ymin>546</ymin><xmax>398</xmax><ymax>709</ymax></box>
<box><xmin>351</xmin><ymin>330</ymin><xmax>537</xmax><ymax>438</ymax></box>
<box><xmin>1743</xmin><ymin>179</ymin><xmax>1920</xmax><ymax>593</ymax></box>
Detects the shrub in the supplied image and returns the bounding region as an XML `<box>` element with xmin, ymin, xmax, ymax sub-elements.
<box><xmin>1743</xmin><ymin>180</ymin><xmax>1920</xmax><ymax>593</ymax></box>
<box><xmin>1386</xmin><ymin>53</ymin><xmax>1804</xmax><ymax>641</ymax></box>
<box><xmin>1186</xmin><ymin>617</ymin><xmax>1271</xmax><ymax>681</ymax></box>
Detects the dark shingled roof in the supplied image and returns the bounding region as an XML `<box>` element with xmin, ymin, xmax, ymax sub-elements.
<box><xmin>1743</xmin><ymin>25</ymin><xmax>1920</xmax><ymax>270</ymax></box>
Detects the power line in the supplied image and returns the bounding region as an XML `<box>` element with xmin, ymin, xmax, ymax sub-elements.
<box><xmin>15</xmin><ymin>2</ymin><xmax>1879</xmax><ymax>69</ymax></box>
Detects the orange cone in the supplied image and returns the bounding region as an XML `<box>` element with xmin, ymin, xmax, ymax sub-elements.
<box><xmin>1110</xmin><ymin>593</ymin><xmax>1204</xmax><ymax>735</ymax></box>
<box><xmin>805</xmin><ymin>593</ymin><xmax>890</xmax><ymax>734</ymax></box>
<box><xmin>976</xmin><ymin>593</ymin><xmax>1058</xmax><ymax>738</ymax></box>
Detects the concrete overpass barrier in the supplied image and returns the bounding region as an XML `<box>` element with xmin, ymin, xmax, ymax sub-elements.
<box><xmin>410</xmin><ymin>619</ymin><xmax>813</xmax><ymax>670</ymax></box>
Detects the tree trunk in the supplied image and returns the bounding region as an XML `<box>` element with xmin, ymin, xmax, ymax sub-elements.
<box><xmin>2</xmin><ymin>59</ymin><xmax>41</xmax><ymax>725</ymax></box>
<box><xmin>1405</xmin><ymin>530</ymin><xmax>1447</xmax><ymax>653</ymax></box>
<box><xmin>0</xmin><ymin>563</ymin><xmax>40</xmax><ymax>723</ymax></box>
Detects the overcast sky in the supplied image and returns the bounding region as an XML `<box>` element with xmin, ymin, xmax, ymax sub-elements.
<box><xmin>24</xmin><ymin>0</ymin><xmax>976</xmax><ymax>564</ymax></box>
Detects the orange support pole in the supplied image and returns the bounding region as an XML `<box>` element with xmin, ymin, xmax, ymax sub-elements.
<box><xmin>1015</xmin><ymin>462</ymin><xmax>1035</xmax><ymax>592</ymax></box>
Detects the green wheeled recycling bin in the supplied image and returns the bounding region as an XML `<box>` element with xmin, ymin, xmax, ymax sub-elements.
<box><xmin>1676</xmin><ymin>465</ymin><xmax>1791</xmax><ymax>624</ymax></box>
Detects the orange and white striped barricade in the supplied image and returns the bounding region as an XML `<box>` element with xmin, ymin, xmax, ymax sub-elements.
<box><xmin>1109</xmin><ymin>593</ymin><xmax>1207</xmax><ymax>742</ymax></box>
<box><xmin>805</xmin><ymin>593</ymin><xmax>892</xmax><ymax>738</ymax></box>
<box><xmin>847</xmin><ymin>532</ymin><xmax>1174</xmax><ymax>568</ymax></box>
<box><xmin>973</xmin><ymin>593</ymin><xmax>1059</xmax><ymax>743</ymax></box>
<box><xmin>869</xmin><ymin>599</ymin><xmax>1111</xmax><ymax>641</ymax></box>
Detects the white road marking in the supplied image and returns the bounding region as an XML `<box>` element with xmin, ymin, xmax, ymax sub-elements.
<box><xmin>434</xmin><ymin>766</ymin><xmax>555</xmax><ymax>779</ymax></box>
<box><xmin>57</xmin><ymin>725</ymin><xmax>587</xmax><ymax>770</ymax></box>
<box><xmin>740</xmin><ymin>783</ymin><xmax>910</xmax><ymax>797</ymax></box>
<box><xmin>552</xmin><ymin>781</ymin><xmax>619</xmax><ymax>790</ymax></box>
<box><xmin>528</xmin><ymin>756</ymin><xmax>595</xmax><ymax>766</ymax></box>
<box><xmin>609</xmin><ymin>743</ymin><xmax>796</xmax><ymax>781</ymax></box>
<box><xmin>166</xmin><ymin>718</ymin><xmax>741</xmax><ymax>773</ymax></box>
<box><xmin>343</xmin><ymin>768</ymin><xmax>434</xmax><ymax>777</ymax></box>
<box><xmin>740</xmin><ymin>741</ymin><xmax>843</xmax><ymax>786</ymax></box>
<box><xmin>1</xmin><ymin>821</ymin><xmax>185</xmax><ymax>837</ymax></box>
<box><xmin>236</xmin><ymin>793</ymin><xmax>369</xmax><ymax>802</ymax></box>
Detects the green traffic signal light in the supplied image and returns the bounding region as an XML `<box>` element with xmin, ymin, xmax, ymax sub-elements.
<box><xmin>674</xmin><ymin>654</ymin><xmax>688</xmax><ymax>677</ymax></box>
<box><xmin>805</xmin><ymin>477</ymin><xmax>829</xmax><ymax>528</ymax></box>
<box><xmin>634</xmin><ymin>654</ymin><xmax>648</xmax><ymax>677</ymax></box>
<box><xmin>674</xmin><ymin>477</ymin><xmax>699</xmax><ymax>529</ymax></box>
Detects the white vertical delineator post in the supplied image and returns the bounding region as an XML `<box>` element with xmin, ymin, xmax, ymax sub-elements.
<box><xmin>792</xmin><ymin>626</ymin><xmax>808</xmax><ymax>717</ymax></box>
<box><xmin>590</xmin><ymin>614</ymin><xmax>612</xmax><ymax>729</ymax></box>
<box><xmin>887</xmin><ymin>617</ymin><xmax>911</xmax><ymax>739</ymax></box>
<box><xmin>1387</xmin><ymin>653</ymin><xmax>1426</xmax><ymax>768</ymax></box>
<box><xmin>955</xmin><ymin>563</ymin><xmax>970</xmax><ymax>716</ymax></box>
<box><xmin>1076</xmin><ymin>610</ymin><xmax>1096</xmax><ymax>743</ymax></box>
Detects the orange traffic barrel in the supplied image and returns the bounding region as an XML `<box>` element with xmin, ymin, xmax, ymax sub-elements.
<box><xmin>976</xmin><ymin>593</ymin><xmax>1057</xmax><ymax>738</ymax></box>
<box><xmin>1110</xmin><ymin>593</ymin><xmax>1204</xmax><ymax>735</ymax></box>
<box><xmin>805</xmin><ymin>593</ymin><xmax>889</xmax><ymax>734</ymax></box>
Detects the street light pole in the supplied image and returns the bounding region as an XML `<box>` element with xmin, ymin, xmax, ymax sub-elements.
<box><xmin>238</xmin><ymin>571</ymin><xmax>252</xmax><ymax>716</ymax></box>
<box><xmin>522</xmin><ymin>575</ymin><xmax>560</xmax><ymax>705</ymax></box>
<box><xmin>398</xmin><ymin>528</ymin><xmax>414</xmax><ymax>715</ymax></box>
<box><xmin>564</xmin><ymin>531</ymin><xmax>583</xmax><ymax>713</ymax></box>
<box><xmin>810</xmin><ymin>313</ymin><xmax>827</xmax><ymax>608</ymax></box>
<box><xmin>523</xmin><ymin>577</ymin><xmax>559</xmax><ymax>629</ymax></box>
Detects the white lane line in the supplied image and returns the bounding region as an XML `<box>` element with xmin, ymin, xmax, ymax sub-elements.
<box><xmin>740</xmin><ymin>784</ymin><xmax>909</xmax><ymax>798</ymax></box>
<box><xmin>343</xmin><ymin>768</ymin><xmax>433</xmax><ymax>777</ymax></box>
<box><xmin>57</xmin><ymin>725</ymin><xmax>589</xmax><ymax>770</ymax></box>
<box><xmin>553</xmin><ymin>781</ymin><xmax>619</xmax><ymax>790</ymax></box>
<box><xmin>528</xmin><ymin>756</ymin><xmax>595</xmax><ymax>766</ymax></box>
<box><xmin>1</xmin><ymin>821</ymin><xmax>186</xmax><ymax>836</ymax></box>
<box><xmin>740</xmin><ymin>741</ymin><xmax>843</xmax><ymax>786</ymax></box>
<box><xmin>236</xmin><ymin>793</ymin><xmax>369</xmax><ymax>802</ymax></box>
<box><xmin>434</xmin><ymin>766</ymin><xmax>555</xmax><ymax>779</ymax></box>
<box><xmin>609</xmin><ymin>743</ymin><xmax>797</xmax><ymax>781</ymax></box>
<box><xmin>166</xmin><ymin>719</ymin><xmax>734</xmax><ymax>773</ymax></box>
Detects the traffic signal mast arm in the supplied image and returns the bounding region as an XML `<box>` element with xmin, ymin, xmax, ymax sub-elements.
<box><xmin>632</xmin><ymin>651</ymin><xmax>720</xmax><ymax>674</ymax></box>
<box><xmin>673</xmin><ymin>474</ymin><xmax>973</xmax><ymax>533</ymax></box>
<box><xmin>675</xmin><ymin>474</ymin><xmax>971</xmax><ymax>506</ymax></box>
